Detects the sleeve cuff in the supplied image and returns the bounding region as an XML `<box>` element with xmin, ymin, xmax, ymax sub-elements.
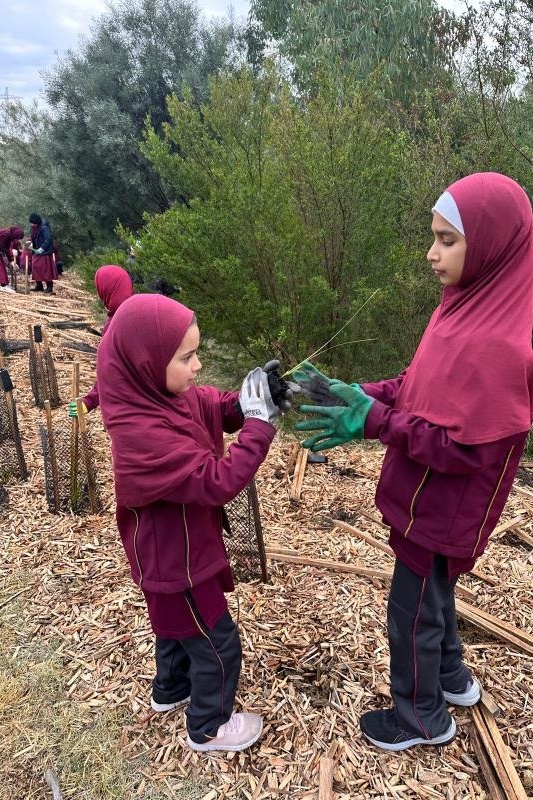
<box><xmin>364</xmin><ymin>400</ymin><xmax>388</xmax><ymax>439</ymax></box>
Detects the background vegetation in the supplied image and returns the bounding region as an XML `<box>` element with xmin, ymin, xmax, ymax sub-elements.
<box><xmin>1</xmin><ymin>0</ymin><xmax>532</xmax><ymax>380</ymax></box>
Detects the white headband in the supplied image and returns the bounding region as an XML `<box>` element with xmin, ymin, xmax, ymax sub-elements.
<box><xmin>432</xmin><ymin>191</ymin><xmax>464</xmax><ymax>236</ymax></box>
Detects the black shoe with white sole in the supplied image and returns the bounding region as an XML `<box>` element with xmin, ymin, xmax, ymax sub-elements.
<box><xmin>360</xmin><ymin>708</ymin><xmax>456</xmax><ymax>752</ymax></box>
<box><xmin>443</xmin><ymin>679</ymin><xmax>481</xmax><ymax>707</ymax></box>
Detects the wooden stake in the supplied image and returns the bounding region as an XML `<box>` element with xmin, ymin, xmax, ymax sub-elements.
<box><xmin>479</xmin><ymin>704</ymin><xmax>529</xmax><ymax>800</ymax></box>
<box><xmin>24</xmin><ymin>254</ymin><xmax>29</xmax><ymax>294</ymax></box>
<box><xmin>44</xmin><ymin>400</ymin><xmax>60</xmax><ymax>513</ymax></box>
<box><xmin>70</xmin><ymin>363</ymin><xmax>80</xmax><ymax>511</ymax></box>
<box><xmin>286</xmin><ymin>441</ymin><xmax>301</xmax><ymax>476</ymax></box>
<box><xmin>455</xmin><ymin>598</ymin><xmax>533</xmax><ymax>652</ymax></box>
<box><xmin>318</xmin><ymin>757</ymin><xmax>335</xmax><ymax>800</ymax></box>
<box><xmin>289</xmin><ymin>447</ymin><xmax>309</xmax><ymax>502</ymax></box>
<box><xmin>470</xmin><ymin>724</ymin><xmax>507</xmax><ymax>800</ymax></box>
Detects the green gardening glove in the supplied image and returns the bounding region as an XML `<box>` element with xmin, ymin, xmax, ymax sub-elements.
<box><xmin>290</xmin><ymin>361</ymin><xmax>348</xmax><ymax>406</ymax></box>
<box><xmin>68</xmin><ymin>400</ymin><xmax>88</xmax><ymax>418</ymax></box>
<box><xmin>295</xmin><ymin>383</ymin><xmax>374</xmax><ymax>451</ymax></box>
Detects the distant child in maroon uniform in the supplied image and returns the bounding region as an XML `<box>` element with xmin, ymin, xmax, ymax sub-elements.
<box><xmin>68</xmin><ymin>265</ymin><xmax>133</xmax><ymax>418</ymax></box>
<box><xmin>98</xmin><ymin>293</ymin><xmax>285</xmax><ymax>753</ymax></box>
<box><xmin>29</xmin><ymin>212</ymin><xmax>57</xmax><ymax>293</ymax></box>
<box><xmin>293</xmin><ymin>172</ymin><xmax>533</xmax><ymax>751</ymax></box>
<box><xmin>0</xmin><ymin>225</ymin><xmax>24</xmax><ymax>292</ymax></box>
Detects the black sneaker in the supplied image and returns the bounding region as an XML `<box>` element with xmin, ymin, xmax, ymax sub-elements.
<box><xmin>443</xmin><ymin>679</ymin><xmax>481</xmax><ymax>707</ymax></box>
<box><xmin>360</xmin><ymin>708</ymin><xmax>456</xmax><ymax>752</ymax></box>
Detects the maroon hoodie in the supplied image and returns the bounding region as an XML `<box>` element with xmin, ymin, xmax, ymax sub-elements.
<box><xmin>97</xmin><ymin>294</ymin><xmax>275</xmax><ymax>593</ymax></box>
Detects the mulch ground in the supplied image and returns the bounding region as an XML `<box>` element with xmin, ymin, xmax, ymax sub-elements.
<box><xmin>1</xmin><ymin>274</ymin><xmax>533</xmax><ymax>800</ymax></box>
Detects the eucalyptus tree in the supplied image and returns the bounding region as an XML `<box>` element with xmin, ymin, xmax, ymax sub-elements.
<box><xmin>247</xmin><ymin>0</ymin><xmax>460</xmax><ymax>102</ymax></box>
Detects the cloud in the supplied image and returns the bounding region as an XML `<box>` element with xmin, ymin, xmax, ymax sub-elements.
<box><xmin>0</xmin><ymin>35</ymin><xmax>46</xmax><ymax>56</ymax></box>
<box><xmin>0</xmin><ymin>0</ymin><xmax>249</xmax><ymax>102</ymax></box>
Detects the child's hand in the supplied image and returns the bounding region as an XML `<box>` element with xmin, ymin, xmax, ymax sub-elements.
<box><xmin>294</xmin><ymin>383</ymin><xmax>374</xmax><ymax>451</ymax></box>
<box><xmin>239</xmin><ymin>368</ymin><xmax>279</xmax><ymax>425</ymax></box>
<box><xmin>263</xmin><ymin>360</ymin><xmax>300</xmax><ymax>413</ymax></box>
<box><xmin>290</xmin><ymin>361</ymin><xmax>346</xmax><ymax>406</ymax></box>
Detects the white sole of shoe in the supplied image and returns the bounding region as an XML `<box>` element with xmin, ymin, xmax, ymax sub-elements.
<box><xmin>151</xmin><ymin>695</ymin><xmax>190</xmax><ymax>713</ymax></box>
<box><xmin>186</xmin><ymin>721</ymin><xmax>263</xmax><ymax>753</ymax></box>
<box><xmin>363</xmin><ymin>718</ymin><xmax>456</xmax><ymax>752</ymax></box>
<box><xmin>443</xmin><ymin>680</ymin><xmax>481</xmax><ymax>707</ymax></box>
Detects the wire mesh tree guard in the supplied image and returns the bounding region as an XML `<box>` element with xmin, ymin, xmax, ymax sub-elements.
<box><xmin>0</xmin><ymin>368</ymin><xmax>28</xmax><ymax>487</ymax></box>
<box><xmin>39</xmin><ymin>364</ymin><xmax>102</xmax><ymax>515</ymax></box>
<box><xmin>224</xmin><ymin>480</ymin><xmax>268</xmax><ymax>582</ymax></box>
<box><xmin>28</xmin><ymin>324</ymin><xmax>61</xmax><ymax>408</ymax></box>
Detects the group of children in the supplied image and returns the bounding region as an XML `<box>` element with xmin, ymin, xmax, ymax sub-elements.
<box><xmin>73</xmin><ymin>172</ymin><xmax>533</xmax><ymax>755</ymax></box>
<box><xmin>0</xmin><ymin>213</ymin><xmax>60</xmax><ymax>294</ymax></box>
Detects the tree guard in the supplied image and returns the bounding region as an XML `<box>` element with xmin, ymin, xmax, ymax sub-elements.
<box><xmin>0</xmin><ymin>368</ymin><xmax>28</xmax><ymax>483</ymax></box>
<box><xmin>28</xmin><ymin>324</ymin><xmax>61</xmax><ymax>408</ymax></box>
<box><xmin>40</xmin><ymin>370</ymin><xmax>102</xmax><ymax>515</ymax></box>
<box><xmin>223</xmin><ymin>479</ymin><xmax>268</xmax><ymax>582</ymax></box>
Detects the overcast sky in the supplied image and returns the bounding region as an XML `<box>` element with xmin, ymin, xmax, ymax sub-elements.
<box><xmin>0</xmin><ymin>0</ymin><xmax>250</xmax><ymax>103</ymax></box>
<box><xmin>1</xmin><ymin>0</ymin><xmax>469</xmax><ymax>104</ymax></box>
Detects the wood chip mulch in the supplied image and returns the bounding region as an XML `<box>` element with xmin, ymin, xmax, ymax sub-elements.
<box><xmin>1</xmin><ymin>275</ymin><xmax>533</xmax><ymax>800</ymax></box>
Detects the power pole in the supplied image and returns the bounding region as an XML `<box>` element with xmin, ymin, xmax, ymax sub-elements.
<box><xmin>0</xmin><ymin>87</ymin><xmax>23</xmax><ymax>102</ymax></box>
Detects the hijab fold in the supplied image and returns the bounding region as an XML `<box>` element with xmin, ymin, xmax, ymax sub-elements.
<box><xmin>395</xmin><ymin>172</ymin><xmax>533</xmax><ymax>444</ymax></box>
<box><xmin>98</xmin><ymin>294</ymin><xmax>224</xmax><ymax>506</ymax></box>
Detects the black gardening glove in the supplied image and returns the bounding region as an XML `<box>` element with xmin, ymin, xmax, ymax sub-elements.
<box><xmin>263</xmin><ymin>360</ymin><xmax>301</xmax><ymax>413</ymax></box>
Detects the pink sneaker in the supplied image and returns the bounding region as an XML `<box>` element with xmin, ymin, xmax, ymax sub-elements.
<box><xmin>187</xmin><ymin>712</ymin><xmax>263</xmax><ymax>752</ymax></box>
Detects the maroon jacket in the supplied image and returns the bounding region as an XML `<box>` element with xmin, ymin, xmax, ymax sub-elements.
<box><xmin>116</xmin><ymin>395</ymin><xmax>275</xmax><ymax>594</ymax></box>
<box><xmin>362</xmin><ymin>376</ymin><xmax>527</xmax><ymax>563</ymax></box>
<box><xmin>83</xmin><ymin>318</ymin><xmax>110</xmax><ymax>411</ymax></box>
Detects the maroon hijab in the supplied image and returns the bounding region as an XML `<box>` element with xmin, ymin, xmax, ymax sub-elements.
<box><xmin>98</xmin><ymin>294</ymin><xmax>225</xmax><ymax>506</ymax></box>
<box><xmin>0</xmin><ymin>226</ymin><xmax>24</xmax><ymax>254</ymax></box>
<box><xmin>95</xmin><ymin>265</ymin><xmax>133</xmax><ymax>317</ymax></box>
<box><xmin>396</xmin><ymin>172</ymin><xmax>533</xmax><ymax>444</ymax></box>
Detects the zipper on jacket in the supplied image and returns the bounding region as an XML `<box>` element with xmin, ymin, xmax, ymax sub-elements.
<box><xmin>472</xmin><ymin>445</ymin><xmax>515</xmax><ymax>558</ymax></box>
<box><xmin>128</xmin><ymin>507</ymin><xmax>143</xmax><ymax>588</ymax></box>
<box><xmin>182</xmin><ymin>505</ymin><xmax>193</xmax><ymax>588</ymax></box>
<box><xmin>404</xmin><ymin>467</ymin><xmax>430</xmax><ymax>537</ymax></box>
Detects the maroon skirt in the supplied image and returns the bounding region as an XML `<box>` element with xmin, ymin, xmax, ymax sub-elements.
<box><xmin>32</xmin><ymin>254</ymin><xmax>57</xmax><ymax>282</ymax></box>
<box><xmin>0</xmin><ymin>256</ymin><xmax>8</xmax><ymax>285</ymax></box>
<box><xmin>142</xmin><ymin>566</ymin><xmax>235</xmax><ymax>639</ymax></box>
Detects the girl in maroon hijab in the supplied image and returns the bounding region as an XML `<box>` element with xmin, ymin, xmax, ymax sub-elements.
<box><xmin>68</xmin><ymin>265</ymin><xmax>134</xmax><ymax>417</ymax></box>
<box><xmin>293</xmin><ymin>173</ymin><xmax>533</xmax><ymax>751</ymax></box>
<box><xmin>0</xmin><ymin>225</ymin><xmax>24</xmax><ymax>292</ymax></box>
<box><xmin>98</xmin><ymin>294</ymin><xmax>280</xmax><ymax>752</ymax></box>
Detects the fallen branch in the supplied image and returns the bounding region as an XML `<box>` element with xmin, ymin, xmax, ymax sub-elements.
<box><xmin>331</xmin><ymin>519</ymin><xmax>476</xmax><ymax>601</ymax></box>
<box><xmin>471</xmin><ymin>706</ymin><xmax>528</xmax><ymax>800</ymax></box>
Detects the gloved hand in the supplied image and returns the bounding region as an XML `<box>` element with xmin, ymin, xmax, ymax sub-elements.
<box><xmin>239</xmin><ymin>367</ymin><xmax>279</xmax><ymax>425</ymax></box>
<box><xmin>290</xmin><ymin>361</ymin><xmax>348</xmax><ymax>406</ymax></box>
<box><xmin>32</xmin><ymin>247</ymin><xmax>44</xmax><ymax>255</ymax></box>
<box><xmin>295</xmin><ymin>383</ymin><xmax>374</xmax><ymax>451</ymax></box>
<box><xmin>68</xmin><ymin>400</ymin><xmax>88</xmax><ymax>418</ymax></box>
<box><xmin>263</xmin><ymin>359</ymin><xmax>301</xmax><ymax>413</ymax></box>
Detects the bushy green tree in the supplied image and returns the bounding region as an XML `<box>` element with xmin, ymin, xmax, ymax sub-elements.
<box><xmin>134</xmin><ymin>66</ymin><xmax>447</xmax><ymax>380</ymax></box>
<box><xmin>41</xmin><ymin>0</ymin><xmax>238</xmax><ymax>242</ymax></box>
